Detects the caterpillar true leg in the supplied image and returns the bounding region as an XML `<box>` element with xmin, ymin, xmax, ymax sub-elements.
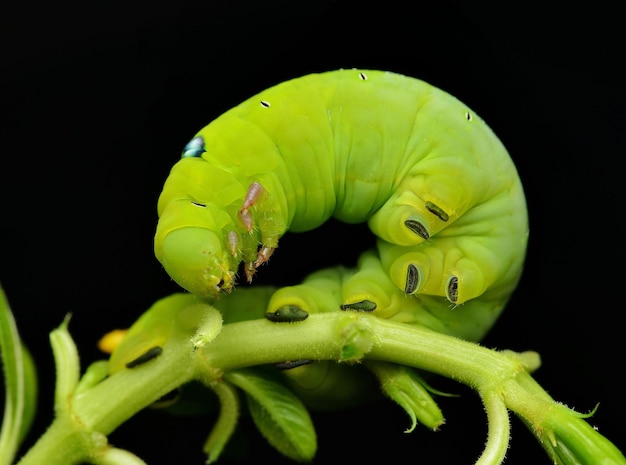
<box><xmin>238</xmin><ymin>182</ymin><xmax>265</xmax><ymax>231</ymax></box>
<box><xmin>237</xmin><ymin>182</ymin><xmax>277</xmax><ymax>282</ymax></box>
<box><xmin>245</xmin><ymin>245</ymin><xmax>276</xmax><ymax>282</ymax></box>
<box><xmin>227</xmin><ymin>231</ymin><xmax>239</xmax><ymax>257</ymax></box>
<box><xmin>253</xmin><ymin>245</ymin><xmax>275</xmax><ymax>270</ymax></box>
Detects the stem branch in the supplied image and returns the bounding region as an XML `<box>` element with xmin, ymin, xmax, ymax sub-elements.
<box><xmin>16</xmin><ymin>311</ymin><xmax>625</xmax><ymax>465</ymax></box>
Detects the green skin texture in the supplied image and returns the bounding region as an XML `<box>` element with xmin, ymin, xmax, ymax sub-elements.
<box><xmin>154</xmin><ymin>69</ymin><xmax>529</xmax><ymax>342</ymax></box>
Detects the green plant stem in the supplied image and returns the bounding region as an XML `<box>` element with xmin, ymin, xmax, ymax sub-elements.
<box><xmin>475</xmin><ymin>390</ymin><xmax>510</xmax><ymax>465</ymax></box>
<box><xmin>17</xmin><ymin>339</ymin><xmax>197</xmax><ymax>465</ymax></box>
<box><xmin>72</xmin><ymin>344</ymin><xmax>197</xmax><ymax>435</ymax></box>
<box><xmin>16</xmin><ymin>312</ymin><xmax>625</xmax><ymax>465</ymax></box>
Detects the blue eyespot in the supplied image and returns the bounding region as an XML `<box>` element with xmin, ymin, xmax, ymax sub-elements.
<box><xmin>182</xmin><ymin>136</ymin><xmax>206</xmax><ymax>158</ymax></box>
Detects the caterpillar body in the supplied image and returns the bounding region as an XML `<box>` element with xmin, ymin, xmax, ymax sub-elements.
<box><xmin>155</xmin><ymin>69</ymin><xmax>528</xmax><ymax>329</ymax></box>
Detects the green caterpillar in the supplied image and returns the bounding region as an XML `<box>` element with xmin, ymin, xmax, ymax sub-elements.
<box><xmin>154</xmin><ymin>69</ymin><xmax>528</xmax><ymax>326</ymax></box>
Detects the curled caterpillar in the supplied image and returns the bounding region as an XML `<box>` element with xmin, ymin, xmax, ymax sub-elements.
<box><xmin>154</xmin><ymin>69</ymin><xmax>528</xmax><ymax>319</ymax></box>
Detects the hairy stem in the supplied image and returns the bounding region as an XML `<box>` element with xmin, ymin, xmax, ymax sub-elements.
<box><xmin>16</xmin><ymin>312</ymin><xmax>625</xmax><ymax>465</ymax></box>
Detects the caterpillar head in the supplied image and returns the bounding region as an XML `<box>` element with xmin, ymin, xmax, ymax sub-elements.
<box><xmin>155</xmin><ymin>199</ymin><xmax>238</xmax><ymax>298</ymax></box>
<box><xmin>154</xmin><ymin>141</ymin><xmax>248</xmax><ymax>298</ymax></box>
<box><xmin>155</xmin><ymin>126</ymin><xmax>286</xmax><ymax>298</ymax></box>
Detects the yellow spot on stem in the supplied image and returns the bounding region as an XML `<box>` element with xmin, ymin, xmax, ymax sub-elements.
<box><xmin>97</xmin><ymin>329</ymin><xmax>128</xmax><ymax>354</ymax></box>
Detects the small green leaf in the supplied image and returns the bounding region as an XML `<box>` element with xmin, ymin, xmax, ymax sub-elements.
<box><xmin>0</xmin><ymin>284</ymin><xmax>38</xmax><ymax>465</ymax></box>
<box><xmin>203</xmin><ymin>381</ymin><xmax>240</xmax><ymax>464</ymax></box>
<box><xmin>225</xmin><ymin>368</ymin><xmax>317</xmax><ymax>462</ymax></box>
<box><xmin>49</xmin><ymin>314</ymin><xmax>80</xmax><ymax>415</ymax></box>
<box><xmin>476</xmin><ymin>390</ymin><xmax>510</xmax><ymax>465</ymax></box>
<box><xmin>365</xmin><ymin>361</ymin><xmax>445</xmax><ymax>431</ymax></box>
<box><xmin>538</xmin><ymin>403</ymin><xmax>626</xmax><ymax>465</ymax></box>
<box><xmin>17</xmin><ymin>345</ymin><xmax>37</xmax><ymax>445</ymax></box>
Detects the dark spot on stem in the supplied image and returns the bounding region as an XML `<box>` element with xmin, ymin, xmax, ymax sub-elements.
<box><xmin>125</xmin><ymin>346</ymin><xmax>163</xmax><ymax>368</ymax></box>
<box><xmin>275</xmin><ymin>360</ymin><xmax>314</xmax><ymax>370</ymax></box>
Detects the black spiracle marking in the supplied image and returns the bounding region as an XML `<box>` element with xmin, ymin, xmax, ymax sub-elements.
<box><xmin>125</xmin><ymin>346</ymin><xmax>163</xmax><ymax>368</ymax></box>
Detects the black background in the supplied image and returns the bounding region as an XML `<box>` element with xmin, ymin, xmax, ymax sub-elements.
<box><xmin>1</xmin><ymin>1</ymin><xmax>624</xmax><ymax>464</ymax></box>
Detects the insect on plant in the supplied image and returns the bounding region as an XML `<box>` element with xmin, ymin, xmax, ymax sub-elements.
<box><xmin>155</xmin><ymin>68</ymin><xmax>529</xmax><ymax>344</ymax></box>
<box><xmin>3</xmin><ymin>69</ymin><xmax>624</xmax><ymax>465</ymax></box>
